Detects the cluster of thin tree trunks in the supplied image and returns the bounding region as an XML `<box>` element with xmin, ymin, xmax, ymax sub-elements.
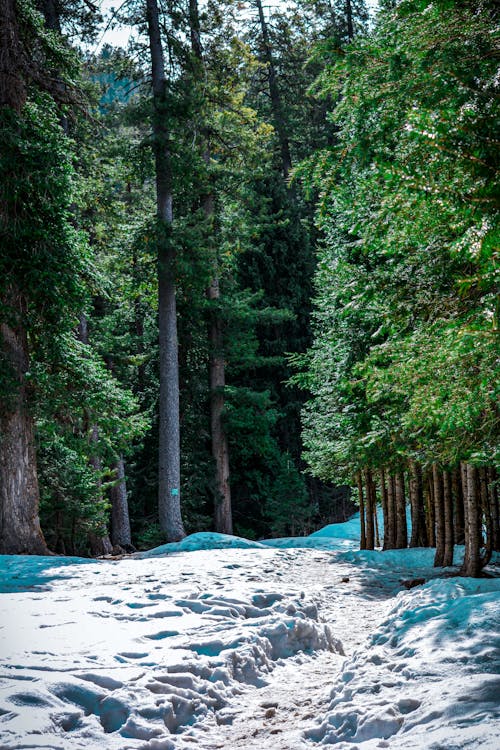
<box><xmin>357</xmin><ymin>463</ymin><xmax>499</xmax><ymax>577</ymax></box>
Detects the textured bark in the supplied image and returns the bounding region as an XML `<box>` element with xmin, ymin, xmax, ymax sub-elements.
<box><xmin>442</xmin><ymin>470</ymin><xmax>454</xmax><ymax>567</ymax></box>
<box><xmin>461</xmin><ymin>464</ymin><xmax>482</xmax><ymax>577</ymax></box>
<box><xmin>356</xmin><ymin>472</ymin><xmax>366</xmax><ymax>550</ymax></box>
<box><xmin>452</xmin><ymin>466</ymin><xmax>465</xmax><ymax>545</ymax></box>
<box><xmin>433</xmin><ymin>464</ymin><xmax>445</xmax><ymax>567</ymax></box>
<box><xmin>479</xmin><ymin>467</ymin><xmax>492</xmax><ymax>566</ymax></box>
<box><xmin>425</xmin><ymin>470</ymin><xmax>435</xmax><ymax>547</ymax></box>
<box><xmin>346</xmin><ymin>0</ymin><xmax>354</xmax><ymax>41</ymax></box>
<box><xmin>394</xmin><ymin>472</ymin><xmax>407</xmax><ymax>549</ymax></box>
<box><xmin>363</xmin><ymin>468</ymin><xmax>375</xmax><ymax>550</ymax></box>
<box><xmin>110</xmin><ymin>456</ymin><xmax>132</xmax><ymax>549</ymax></box>
<box><xmin>488</xmin><ymin>468</ymin><xmax>500</xmax><ymax>552</ymax></box>
<box><xmin>409</xmin><ymin>459</ymin><xmax>427</xmax><ymax>547</ymax></box>
<box><xmin>0</xmin><ymin>0</ymin><xmax>27</xmax><ymax>111</ymax></box>
<box><xmin>0</xmin><ymin>289</ymin><xmax>49</xmax><ymax>554</ymax></box>
<box><xmin>146</xmin><ymin>0</ymin><xmax>185</xmax><ymax>541</ymax></box>
<box><xmin>189</xmin><ymin>0</ymin><xmax>232</xmax><ymax>535</ymax></box>
<box><xmin>255</xmin><ymin>0</ymin><xmax>293</xmax><ymax>179</ymax></box>
<box><xmin>385</xmin><ymin>472</ymin><xmax>396</xmax><ymax>549</ymax></box>
<box><xmin>208</xmin><ymin>279</ymin><xmax>233</xmax><ymax>534</ymax></box>
<box><xmin>380</xmin><ymin>468</ymin><xmax>390</xmax><ymax>549</ymax></box>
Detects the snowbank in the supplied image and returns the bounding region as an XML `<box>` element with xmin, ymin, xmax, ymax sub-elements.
<box><xmin>307</xmin><ymin>575</ymin><xmax>500</xmax><ymax>748</ymax></box>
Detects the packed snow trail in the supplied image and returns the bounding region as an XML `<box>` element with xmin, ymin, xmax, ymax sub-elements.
<box><xmin>0</xmin><ymin>523</ymin><xmax>499</xmax><ymax>749</ymax></box>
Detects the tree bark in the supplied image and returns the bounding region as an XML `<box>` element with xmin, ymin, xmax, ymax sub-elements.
<box><xmin>461</xmin><ymin>464</ymin><xmax>482</xmax><ymax>577</ymax></box>
<box><xmin>346</xmin><ymin>0</ymin><xmax>354</xmax><ymax>41</ymax></box>
<box><xmin>433</xmin><ymin>464</ymin><xmax>445</xmax><ymax>567</ymax></box>
<box><xmin>394</xmin><ymin>472</ymin><xmax>407</xmax><ymax>549</ymax></box>
<box><xmin>110</xmin><ymin>456</ymin><xmax>133</xmax><ymax>549</ymax></box>
<box><xmin>385</xmin><ymin>472</ymin><xmax>396</xmax><ymax>549</ymax></box>
<box><xmin>488</xmin><ymin>467</ymin><xmax>500</xmax><ymax>552</ymax></box>
<box><xmin>356</xmin><ymin>471</ymin><xmax>366</xmax><ymax>550</ymax></box>
<box><xmin>0</xmin><ymin>289</ymin><xmax>49</xmax><ymax>555</ymax></box>
<box><xmin>424</xmin><ymin>469</ymin><xmax>435</xmax><ymax>547</ymax></box>
<box><xmin>409</xmin><ymin>459</ymin><xmax>427</xmax><ymax>547</ymax></box>
<box><xmin>255</xmin><ymin>0</ymin><xmax>293</xmax><ymax>180</ymax></box>
<box><xmin>146</xmin><ymin>0</ymin><xmax>185</xmax><ymax>541</ymax></box>
<box><xmin>380</xmin><ymin>468</ymin><xmax>390</xmax><ymax>549</ymax></box>
<box><xmin>363</xmin><ymin>469</ymin><xmax>374</xmax><ymax>550</ymax></box>
<box><xmin>479</xmin><ymin>467</ymin><xmax>492</xmax><ymax>566</ymax></box>
<box><xmin>189</xmin><ymin>0</ymin><xmax>232</xmax><ymax>535</ymax></box>
<box><xmin>452</xmin><ymin>466</ymin><xmax>465</xmax><ymax>545</ymax></box>
<box><xmin>442</xmin><ymin>469</ymin><xmax>454</xmax><ymax>566</ymax></box>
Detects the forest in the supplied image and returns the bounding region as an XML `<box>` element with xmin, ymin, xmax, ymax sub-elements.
<box><xmin>0</xmin><ymin>0</ymin><xmax>498</xmax><ymax>577</ymax></box>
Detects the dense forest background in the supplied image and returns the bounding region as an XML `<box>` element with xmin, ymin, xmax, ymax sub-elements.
<box><xmin>0</xmin><ymin>0</ymin><xmax>498</xmax><ymax>576</ymax></box>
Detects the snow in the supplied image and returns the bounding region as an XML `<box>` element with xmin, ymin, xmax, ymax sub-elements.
<box><xmin>0</xmin><ymin>516</ymin><xmax>498</xmax><ymax>749</ymax></box>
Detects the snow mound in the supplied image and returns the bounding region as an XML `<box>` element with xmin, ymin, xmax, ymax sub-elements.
<box><xmin>307</xmin><ymin>576</ymin><xmax>500</xmax><ymax>748</ymax></box>
<box><xmin>135</xmin><ymin>532</ymin><xmax>267</xmax><ymax>558</ymax></box>
<box><xmin>310</xmin><ymin>513</ymin><xmax>365</xmax><ymax>541</ymax></box>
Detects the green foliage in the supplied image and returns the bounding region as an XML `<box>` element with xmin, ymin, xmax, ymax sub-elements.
<box><xmin>297</xmin><ymin>0</ymin><xmax>499</xmax><ymax>482</ymax></box>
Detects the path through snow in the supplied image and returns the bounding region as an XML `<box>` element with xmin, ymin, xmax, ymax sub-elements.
<box><xmin>0</xmin><ymin>525</ymin><xmax>498</xmax><ymax>749</ymax></box>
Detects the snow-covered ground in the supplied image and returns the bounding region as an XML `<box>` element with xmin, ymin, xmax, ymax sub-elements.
<box><xmin>0</xmin><ymin>518</ymin><xmax>498</xmax><ymax>749</ymax></box>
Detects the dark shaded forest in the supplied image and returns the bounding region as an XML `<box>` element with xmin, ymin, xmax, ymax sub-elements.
<box><xmin>0</xmin><ymin>0</ymin><xmax>498</xmax><ymax>577</ymax></box>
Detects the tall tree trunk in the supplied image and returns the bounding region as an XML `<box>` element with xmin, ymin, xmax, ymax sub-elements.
<box><xmin>110</xmin><ymin>456</ymin><xmax>133</xmax><ymax>550</ymax></box>
<box><xmin>394</xmin><ymin>472</ymin><xmax>407</xmax><ymax>549</ymax></box>
<box><xmin>363</xmin><ymin>468</ymin><xmax>374</xmax><ymax>550</ymax></box>
<box><xmin>385</xmin><ymin>472</ymin><xmax>396</xmax><ymax>549</ymax></box>
<box><xmin>433</xmin><ymin>464</ymin><xmax>445</xmax><ymax>566</ymax></box>
<box><xmin>461</xmin><ymin>463</ymin><xmax>482</xmax><ymax>577</ymax></box>
<box><xmin>345</xmin><ymin>0</ymin><xmax>354</xmax><ymax>41</ymax></box>
<box><xmin>442</xmin><ymin>469</ymin><xmax>454</xmax><ymax>566</ymax></box>
<box><xmin>146</xmin><ymin>0</ymin><xmax>185</xmax><ymax>541</ymax></box>
<box><xmin>208</xmin><ymin>277</ymin><xmax>232</xmax><ymax>534</ymax></box>
<box><xmin>356</xmin><ymin>471</ymin><xmax>366</xmax><ymax>550</ymax></box>
<box><xmin>452</xmin><ymin>466</ymin><xmax>465</xmax><ymax>545</ymax></box>
<box><xmin>189</xmin><ymin>0</ymin><xmax>232</xmax><ymax>534</ymax></box>
<box><xmin>488</xmin><ymin>467</ymin><xmax>500</xmax><ymax>552</ymax></box>
<box><xmin>409</xmin><ymin>459</ymin><xmax>427</xmax><ymax>547</ymax></box>
<box><xmin>425</xmin><ymin>469</ymin><xmax>435</xmax><ymax>547</ymax></box>
<box><xmin>380</xmin><ymin>468</ymin><xmax>390</xmax><ymax>549</ymax></box>
<box><xmin>255</xmin><ymin>0</ymin><xmax>293</xmax><ymax>180</ymax></box>
<box><xmin>479</xmin><ymin>467</ymin><xmax>492</xmax><ymax>566</ymax></box>
<box><xmin>0</xmin><ymin>289</ymin><xmax>49</xmax><ymax>554</ymax></box>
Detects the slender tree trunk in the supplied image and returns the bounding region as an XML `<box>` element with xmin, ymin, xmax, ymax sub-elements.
<box><xmin>488</xmin><ymin>468</ymin><xmax>500</xmax><ymax>552</ymax></box>
<box><xmin>479</xmin><ymin>467</ymin><xmax>492</xmax><ymax>566</ymax></box>
<box><xmin>208</xmin><ymin>280</ymin><xmax>233</xmax><ymax>534</ymax></box>
<box><xmin>189</xmin><ymin>0</ymin><xmax>232</xmax><ymax>534</ymax></box>
<box><xmin>461</xmin><ymin>464</ymin><xmax>482</xmax><ymax>577</ymax></box>
<box><xmin>345</xmin><ymin>0</ymin><xmax>354</xmax><ymax>41</ymax></box>
<box><xmin>385</xmin><ymin>472</ymin><xmax>396</xmax><ymax>549</ymax></box>
<box><xmin>425</xmin><ymin>469</ymin><xmax>435</xmax><ymax>547</ymax></box>
<box><xmin>452</xmin><ymin>466</ymin><xmax>465</xmax><ymax>545</ymax></box>
<box><xmin>433</xmin><ymin>464</ymin><xmax>445</xmax><ymax>566</ymax></box>
<box><xmin>110</xmin><ymin>456</ymin><xmax>133</xmax><ymax>549</ymax></box>
<box><xmin>394</xmin><ymin>472</ymin><xmax>407</xmax><ymax>549</ymax></box>
<box><xmin>363</xmin><ymin>468</ymin><xmax>374</xmax><ymax>550</ymax></box>
<box><xmin>442</xmin><ymin>470</ymin><xmax>454</xmax><ymax>566</ymax></box>
<box><xmin>380</xmin><ymin>468</ymin><xmax>390</xmax><ymax>549</ymax></box>
<box><xmin>255</xmin><ymin>0</ymin><xmax>293</xmax><ymax>180</ymax></box>
<box><xmin>0</xmin><ymin>289</ymin><xmax>49</xmax><ymax>555</ymax></box>
<box><xmin>356</xmin><ymin>471</ymin><xmax>366</xmax><ymax>550</ymax></box>
<box><xmin>146</xmin><ymin>0</ymin><xmax>185</xmax><ymax>541</ymax></box>
<box><xmin>409</xmin><ymin>459</ymin><xmax>427</xmax><ymax>547</ymax></box>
